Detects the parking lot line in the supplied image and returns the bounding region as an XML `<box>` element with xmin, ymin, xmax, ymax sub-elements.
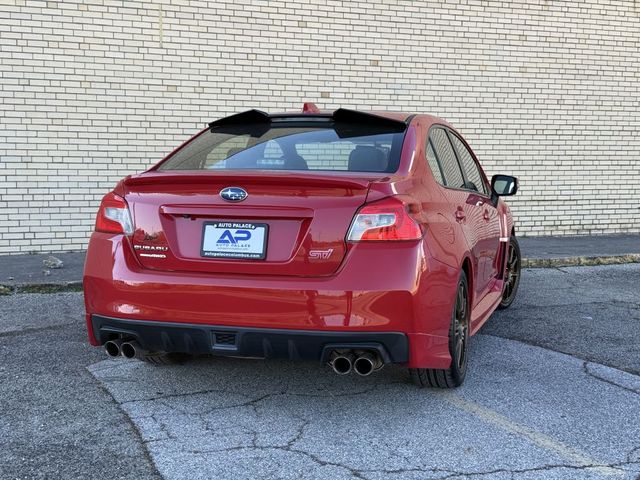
<box><xmin>443</xmin><ymin>393</ymin><xmax>623</xmax><ymax>477</ymax></box>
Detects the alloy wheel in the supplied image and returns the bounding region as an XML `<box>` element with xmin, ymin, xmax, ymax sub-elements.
<box><xmin>503</xmin><ymin>240</ymin><xmax>521</xmax><ymax>304</ymax></box>
<box><xmin>453</xmin><ymin>281</ymin><xmax>469</xmax><ymax>372</ymax></box>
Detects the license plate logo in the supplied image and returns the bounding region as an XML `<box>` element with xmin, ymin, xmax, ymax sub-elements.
<box><xmin>201</xmin><ymin>222</ymin><xmax>267</xmax><ymax>260</ymax></box>
<box><xmin>217</xmin><ymin>228</ymin><xmax>251</xmax><ymax>244</ymax></box>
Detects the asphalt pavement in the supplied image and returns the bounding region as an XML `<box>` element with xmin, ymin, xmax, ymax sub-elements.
<box><xmin>484</xmin><ymin>263</ymin><xmax>640</xmax><ymax>375</ymax></box>
<box><xmin>90</xmin><ymin>335</ymin><xmax>640</xmax><ymax>480</ymax></box>
<box><xmin>0</xmin><ymin>293</ymin><xmax>160</xmax><ymax>480</ymax></box>
<box><xmin>0</xmin><ymin>264</ymin><xmax>638</xmax><ymax>479</ymax></box>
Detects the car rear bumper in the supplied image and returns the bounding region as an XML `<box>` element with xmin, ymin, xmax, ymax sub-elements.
<box><xmin>92</xmin><ymin>314</ymin><xmax>410</xmax><ymax>363</ymax></box>
<box><xmin>84</xmin><ymin>233</ymin><xmax>458</xmax><ymax>368</ymax></box>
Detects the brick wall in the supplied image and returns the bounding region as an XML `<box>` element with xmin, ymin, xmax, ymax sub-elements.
<box><xmin>1</xmin><ymin>0</ymin><xmax>639</xmax><ymax>253</ymax></box>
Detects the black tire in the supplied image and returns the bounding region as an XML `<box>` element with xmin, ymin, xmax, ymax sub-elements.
<box><xmin>497</xmin><ymin>236</ymin><xmax>521</xmax><ymax>310</ymax></box>
<box><xmin>409</xmin><ymin>270</ymin><xmax>470</xmax><ymax>388</ymax></box>
<box><xmin>141</xmin><ymin>352</ymin><xmax>192</xmax><ymax>366</ymax></box>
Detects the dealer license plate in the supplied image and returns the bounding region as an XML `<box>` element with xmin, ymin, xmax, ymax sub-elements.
<box><xmin>201</xmin><ymin>222</ymin><xmax>268</xmax><ymax>260</ymax></box>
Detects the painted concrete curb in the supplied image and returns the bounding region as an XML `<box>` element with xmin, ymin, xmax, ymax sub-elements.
<box><xmin>523</xmin><ymin>254</ymin><xmax>640</xmax><ymax>269</ymax></box>
<box><xmin>0</xmin><ymin>281</ymin><xmax>83</xmax><ymax>295</ymax></box>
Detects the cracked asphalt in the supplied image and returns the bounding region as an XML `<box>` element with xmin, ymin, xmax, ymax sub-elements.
<box><xmin>0</xmin><ymin>293</ymin><xmax>160</xmax><ymax>480</ymax></box>
<box><xmin>1</xmin><ymin>264</ymin><xmax>639</xmax><ymax>479</ymax></box>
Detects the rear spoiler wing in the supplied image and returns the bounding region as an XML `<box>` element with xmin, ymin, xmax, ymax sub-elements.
<box><xmin>208</xmin><ymin>108</ymin><xmax>409</xmax><ymax>135</ymax></box>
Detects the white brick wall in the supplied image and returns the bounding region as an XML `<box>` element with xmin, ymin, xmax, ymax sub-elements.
<box><xmin>0</xmin><ymin>0</ymin><xmax>639</xmax><ymax>253</ymax></box>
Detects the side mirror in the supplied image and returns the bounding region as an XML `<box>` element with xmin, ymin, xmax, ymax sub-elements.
<box><xmin>491</xmin><ymin>174</ymin><xmax>518</xmax><ymax>196</ymax></box>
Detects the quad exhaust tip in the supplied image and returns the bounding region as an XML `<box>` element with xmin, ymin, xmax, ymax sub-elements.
<box><xmin>329</xmin><ymin>349</ymin><xmax>384</xmax><ymax>376</ymax></box>
<box><xmin>105</xmin><ymin>339</ymin><xmax>145</xmax><ymax>360</ymax></box>
<box><xmin>104</xmin><ymin>339</ymin><xmax>123</xmax><ymax>357</ymax></box>
<box><xmin>353</xmin><ymin>351</ymin><xmax>383</xmax><ymax>376</ymax></box>
<box><xmin>120</xmin><ymin>340</ymin><xmax>142</xmax><ymax>359</ymax></box>
<box><xmin>329</xmin><ymin>350</ymin><xmax>354</xmax><ymax>375</ymax></box>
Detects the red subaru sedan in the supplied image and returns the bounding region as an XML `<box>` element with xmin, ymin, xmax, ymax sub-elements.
<box><xmin>84</xmin><ymin>104</ymin><xmax>520</xmax><ymax>388</ymax></box>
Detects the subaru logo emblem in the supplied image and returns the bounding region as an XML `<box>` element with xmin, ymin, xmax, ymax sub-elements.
<box><xmin>220</xmin><ymin>187</ymin><xmax>248</xmax><ymax>202</ymax></box>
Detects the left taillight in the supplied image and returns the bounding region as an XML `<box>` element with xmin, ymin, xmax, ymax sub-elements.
<box><xmin>95</xmin><ymin>192</ymin><xmax>133</xmax><ymax>235</ymax></box>
<box><xmin>347</xmin><ymin>196</ymin><xmax>423</xmax><ymax>242</ymax></box>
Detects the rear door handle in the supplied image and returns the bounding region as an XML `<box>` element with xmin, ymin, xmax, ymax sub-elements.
<box><xmin>455</xmin><ymin>209</ymin><xmax>466</xmax><ymax>222</ymax></box>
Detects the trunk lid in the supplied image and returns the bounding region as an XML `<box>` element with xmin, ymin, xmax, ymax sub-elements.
<box><xmin>124</xmin><ymin>171</ymin><xmax>380</xmax><ymax>277</ymax></box>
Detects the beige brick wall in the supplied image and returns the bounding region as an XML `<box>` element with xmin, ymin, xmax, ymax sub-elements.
<box><xmin>1</xmin><ymin>0</ymin><xmax>639</xmax><ymax>253</ymax></box>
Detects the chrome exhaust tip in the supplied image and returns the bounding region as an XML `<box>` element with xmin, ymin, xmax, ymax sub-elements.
<box><xmin>353</xmin><ymin>351</ymin><xmax>383</xmax><ymax>377</ymax></box>
<box><xmin>104</xmin><ymin>339</ymin><xmax>123</xmax><ymax>357</ymax></box>
<box><xmin>329</xmin><ymin>350</ymin><xmax>354</xmax><ymax>375</ymax></box>
<box><xmin>121</xmin><ymin>340</ymin><xmax>142</xmax><ymax>360</ymax></box>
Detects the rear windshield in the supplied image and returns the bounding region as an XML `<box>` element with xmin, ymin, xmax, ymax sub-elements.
<box><xmin>157</xmin><ymin>121</ymin><xmax>406</xmax><ymax>173</ymax></box>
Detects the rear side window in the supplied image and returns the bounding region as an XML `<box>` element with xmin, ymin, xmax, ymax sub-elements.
<box><xmin>450</xmin><ymin>134</ymin><xmax>488</xmax><ymax>195</ymax></box>
<box><xmin>430</xmin><ymin>128</ymin><xmax>465</xmax><ymax>189</ymax></box>
<box><xmin>158</xmin><ymin>122</ymin><xmax>406</xmax><ymax>173</ymax></box>
<box><xmin>426</xmin><ymin>142</ymin><xmax>445</xmax><ymax>185</ymax></box>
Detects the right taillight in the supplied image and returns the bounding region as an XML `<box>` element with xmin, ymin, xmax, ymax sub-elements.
<box><xmin>347</xmin><ymin>196</ymin><xmax>423</xmax><ymax>242</ymax></box>
<box><xmin>95</xmin><ymin>192</ymin><xmax>133</xmax><ymax>235</ymax></box>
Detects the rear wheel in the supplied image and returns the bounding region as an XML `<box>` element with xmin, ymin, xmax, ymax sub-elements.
<box><xmin>498</xmin><ymin>236</ymin><xmax>521</xmax><ymax>310</ymax></box>
<box><xmin>410</xmin><ymin>270</ymin><xmax>470</xmax><ymax>388</ymax></box>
